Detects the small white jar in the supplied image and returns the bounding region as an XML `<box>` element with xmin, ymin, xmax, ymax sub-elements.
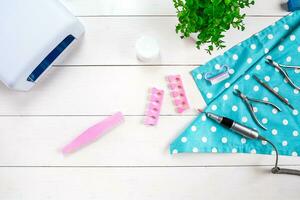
<box><xmin>135</xmin><ymin>36</ymin><xmax>160</xmax><ymax>62</ymax></box>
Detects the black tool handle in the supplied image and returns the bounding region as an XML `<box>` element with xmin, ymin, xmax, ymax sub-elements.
<box><xmin>220</xmin><ymin>117</ymin><xmax>234</xmax><ymax>128</ymax></box>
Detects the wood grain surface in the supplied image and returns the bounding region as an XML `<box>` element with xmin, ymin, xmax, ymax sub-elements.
<box><xmin>1</xmin><ymin>0</ymin><xmax>299</xmax><ymax>199</ymax></box>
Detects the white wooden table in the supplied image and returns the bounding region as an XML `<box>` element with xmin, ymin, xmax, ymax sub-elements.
<box><xmin>1</xmin><ymin>0</ymin><xmax>300</xmax><ymax>199</ymax></box>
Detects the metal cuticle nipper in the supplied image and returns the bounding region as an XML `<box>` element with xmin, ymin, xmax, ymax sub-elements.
<box><xmin>233</xmin><ymin>89</ymin><xmax>281</xmax><ymax>130</ymax></box>
<box><xmin>266</xmin><ymin>58</ymin><xmax>300</xmax><ymax>90</ymax></box>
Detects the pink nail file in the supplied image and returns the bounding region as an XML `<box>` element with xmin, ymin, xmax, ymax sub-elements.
<box><xmin>166</xmin><ymin>75</ymin><xmax>190</xmax><ymax>113</ymax></box>
<box><xmin>62</xmin><ymin>112</ymin><xmax>124</xmax><ymax>154</ymax></box>
<box><xmin>144</xmin><ymin>87</ymin><xmax>164</xmax><ymax>126</ymax></box>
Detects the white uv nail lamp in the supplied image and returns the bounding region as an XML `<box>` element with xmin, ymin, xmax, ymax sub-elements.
<box><xmin>0</xmin><ymin>0</ymin><xmax>84</xmax><ymax>91</ymax></box>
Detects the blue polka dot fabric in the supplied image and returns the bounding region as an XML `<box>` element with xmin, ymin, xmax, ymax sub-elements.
<box><xmin>170</xmin><ymin>11</ymin><xmax>300</xmax><ymax>157</ymax></box>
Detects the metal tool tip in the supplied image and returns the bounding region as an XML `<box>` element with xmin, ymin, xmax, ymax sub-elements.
<box><xmin>266</xmin><ymin>58</ymin><xmax>272</xmax><ymax>62</ymax></box>
<box><xmin>252</xmin><ymin>74</ymin><xmax>259</xmax><ymax>80</ymax></box>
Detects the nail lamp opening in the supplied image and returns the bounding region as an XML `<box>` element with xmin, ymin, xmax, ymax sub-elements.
<box><xmin>0</xmin><ymin>0</ymin><xmax>85</xmax><ymax>91</ymax></box>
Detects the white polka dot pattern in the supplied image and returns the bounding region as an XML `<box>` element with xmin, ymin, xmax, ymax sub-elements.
<box><xmin>232</xmin><ymin>148</ymin><xmax>237</xmax><ymax>153</ymax></box>
<box><xmin>282</xmin><ymin>141</ymin><xmax>288</xmax><ymax>146</ymax></box>
<box><xmin>250</xmin><ymin>149</ymin><xmax>256</xmax><ymax>154</ymax></box>
<box><xmin>191</xmin><ymin>126</ymin><xmax>197</xmax><ymax>132</ymax></box>
<box><xmin>210</xmin><ymin>126</ymin><xmax>217</xmax><ymax>133</ymax></box>
<box><xmin>242</xmin><ymin>117</ymin><xmax>248</xmax><ymax>123</ymax></box>
<box><xmin>284</xmin><ymin>24</ymin><xmax>289</xmax><ymax>30</ymax></box>
<box><xmin>262</xmin><ymin>118</ymin><xmax>268</xmax><ymax>124</ymax></box>
<box><xmin>211</xmin><ymin>105</ymin><xmax>217</xmax><ymax>111</ymax></box>
<box><xmin>290</xmin><ymin>34</ymin><xmax>296</xmax><ymax>41</ymax></box>
<box><xmin>224</xmin><ymin>82</ymin><xmax>230</xmax><ymax>88</ymax></box>
<box><xmin>172</xmin><ymin>149</ymin><xmax>178</xmax><ymax>154</ymax></box>
<box><xmin>196</xmin><ymin>73</ymin><xmax>202</xmax><ymax>80</ymax></box>
<box><xmin>211</xmin><ymin>148</ymin><xmax>218</xmax><ymax>153</ymax></box>
<box><xmin>215</xmin><ymin>64</ymin><xmax>221</xmax><ymax>70</ymax></box>
<box><xmin>232</xmin><ymin>105</ymin><xmax>238</xmax><ymax>112</ymax></box>
<box><xmin>206</xmin><ymin>93</ymin><xmax>212</xmax><ymax>99</ymax></box>
<box><xmin>241</xmin><ymin>138</ymin><xmax>246</xmax><ymax>144</ymax></box>
<box><xmin>223</xmin><ymin>94</ymin><xmax>228</xmax><ymax>101</ymax></box>
<box><xmin>220</xmin><ymin>137</ymin><xmax>227</xmax><ymax>143</ymax></box>
<box><xmin>278</xmin><ymin>45</ymin><xmax>284</xmax><ymax>51</ymax></box>
<box><xmin>294</xmin><ymin>89</ymin><xmax>299</xmax><ymax>94</ymax></box>
<box><xmin>232</xmin><ymin>54</ymin><xmax>238</xmax><ymax>60</ymax></box>
<box><xmin>253</xmin><ymin>107</ymin><xmax>258</xmax><ymax>113</ymax></box>
<box><xmin>171</xmin><ymin>13</ymin><xmax>300</xmax><ymax>158</ymax></box>
<box><xmin>264</xmin><ymin>48</ymin><xmax>269</xmax><ymax>54</ymax></box>
<box><xmin>256</xmin><ymin>65</ymin><xmax>261</xmax><ymax>70</ymax></box>
<box><xmin>293</xmin><ymin>110</ymin><xmax>298</xmax><ymax>116</ymax></box>
<box><xmin>267</xmin><ymin>34</ymin><xmax>273</xmax><ymax>39</ymax></box>
<box><xmin>264</xmin><ymin>76</ymin><xmax>270</xmax><ymax>82</ymax></box>
<box><xmin>272</xmin><ymin>108</ymin><xmax>278</xmax><ymax>114</ymax></box>
<box><xmin>293</xmin><ymin>131</ymin><xmax>299</xmax><ymax>137</ymax></box>
<box><xmin>181</xmin><ymin>137</ymin><xmax>187</xmax><ymax>143</ymax></box>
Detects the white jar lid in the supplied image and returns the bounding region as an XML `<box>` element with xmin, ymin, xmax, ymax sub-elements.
<box><xmin>135</xmin><ymin>36</ymin><xmax>160</xmax><ymax>62</ymax></box>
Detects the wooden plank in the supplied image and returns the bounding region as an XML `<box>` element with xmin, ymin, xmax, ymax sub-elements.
<box><xmin>0</xmin><ymin>66</ymin><xmax>204</xmax><ymax>115</ymax></box>
<box><xmin>56</xmin><ymin>17</ymin><xmax>279</xmax><ymax>66</ymax></box>
<box><xmin>61</xmin><ymin>0</ymin><xmax>288</xmax><ymax>16</ymax></box>
<box><xmin>0</xmin><ymin>116</ymin><xmax>299</xmax><ymax>166</ymax></box>
<box><xmin>1</xmin><ymin>167</ymin><xmax>300</xmax><ymax>200</ymax></box>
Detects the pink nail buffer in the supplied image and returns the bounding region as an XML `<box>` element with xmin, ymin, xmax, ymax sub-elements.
<box><xmin>62</xmin><ymin>112</ymin><xmax>124</xmax><ymax>154</ymax></box>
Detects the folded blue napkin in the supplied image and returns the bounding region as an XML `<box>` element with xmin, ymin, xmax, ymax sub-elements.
<box><xmin>170</xmin><ymin>11</ymin><xmax>300</xmax><ymax>157</ymax></box>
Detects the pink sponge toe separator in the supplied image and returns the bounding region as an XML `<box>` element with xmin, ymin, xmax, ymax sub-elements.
<box><xmin>144</xmin><ymin>87</ymin><xmax>164</xmax><ymax>126</ymax></box>
<box><xmin>166</xmin><ymin>75</ymin><xmax>190</xmax><ymax>113</ymax></box>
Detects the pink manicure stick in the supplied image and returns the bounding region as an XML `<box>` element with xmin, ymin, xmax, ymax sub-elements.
<box><xmin>62</xmin><ymin>112</ymin><xmax>124</xmax><ymax>154</ymax></box>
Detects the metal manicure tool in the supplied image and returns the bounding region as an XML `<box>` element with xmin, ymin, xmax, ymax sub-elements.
<box><xmin>253</xmin><ymin>74</ymin><xmax>295</xmax><ymax>110</ymax></box>
<box><xmin>233</xmin><ymin>89</ymin><xmax>281</xmax><ymax>130</ymax></box>
<box><xmin>206</xmin><ymin>112</ymin><xmax>300</xmax><ymax>176</ymax></box>
<box><xmin>266</xmin><ymin>58</ymin><xmax>300</xmax><ymax>90</ymax></box>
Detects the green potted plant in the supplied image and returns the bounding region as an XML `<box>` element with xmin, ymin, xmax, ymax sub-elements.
<box><xmin>173</xmin><ymin>0</ymin><xmax>255</xmax><ymax>54</ymax></box>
